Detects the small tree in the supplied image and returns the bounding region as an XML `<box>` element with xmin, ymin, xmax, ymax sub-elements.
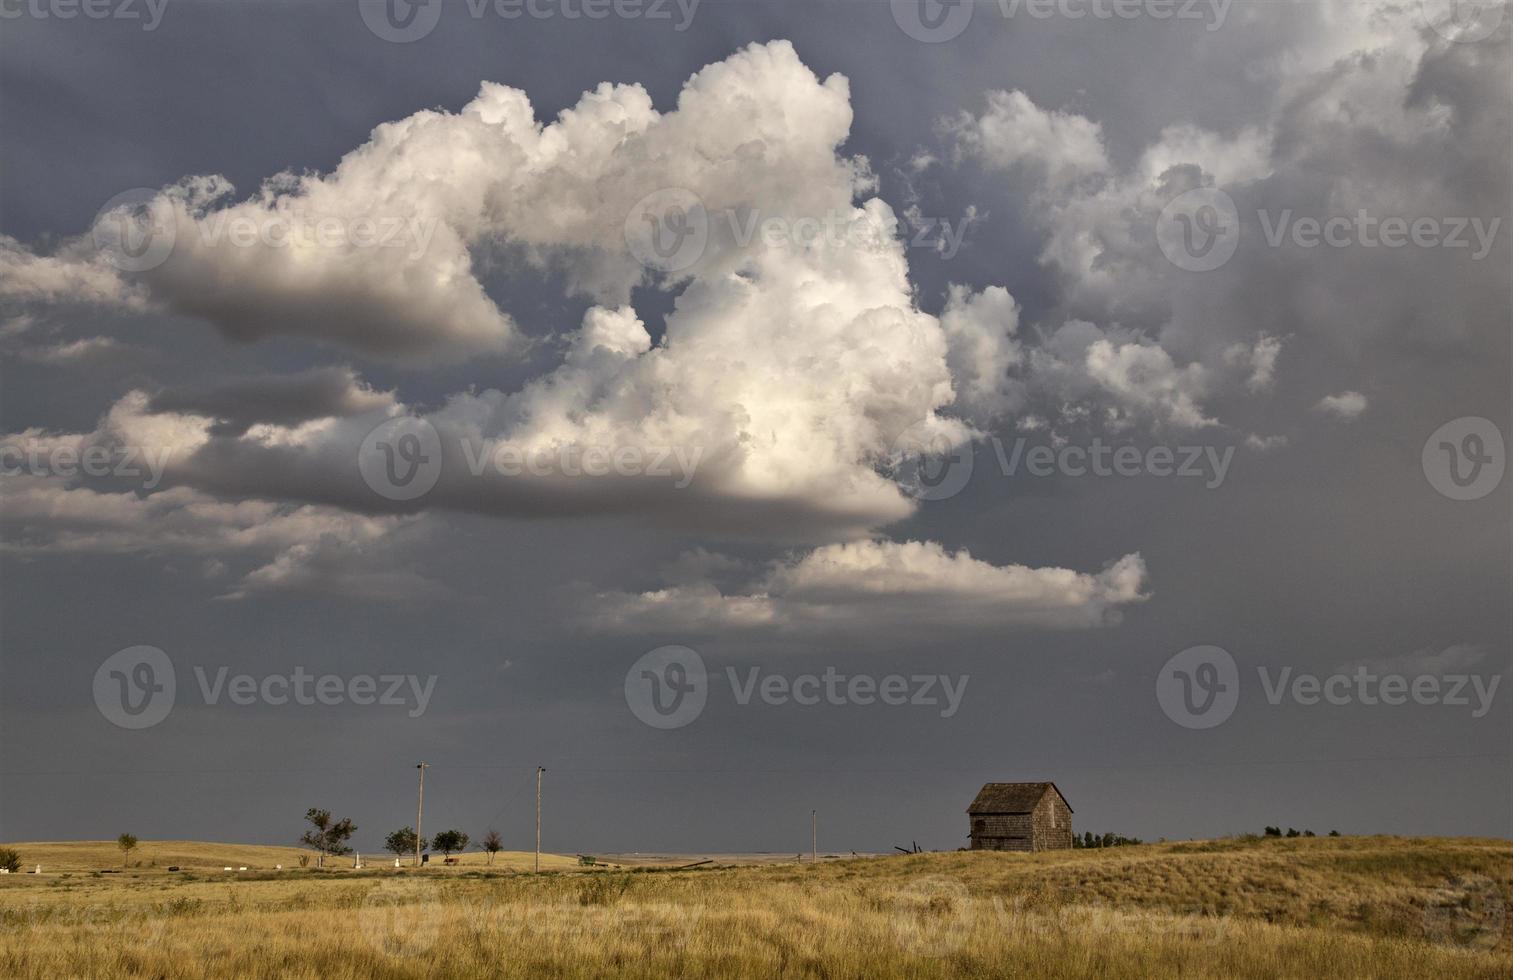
<box><xmin>481</xmin><ymin>829</ymin><xmax>503</xmax><ymax>865</ymax></box>
<box><xmin>117</xmin><ymin>833</ymin><xmax>139</xmax><ymax>868</ymax></box>
<box><xmin>0</xmin><ymin>847</ymin><xmax>20</xmax><ymax>873</ymax></box>
<box><xmin>384</xmin><ymin>827</ymin><xmax>424</xmax><ymax>865</ymax></box>
<box><xmin>299</xmin><ymin>807</ymin><xmax>357</xmax><ymax>867</ymax></box>
<box><xmin>431</xmin><ymin>829</ymin><xmax>469</xmax><ymax>859</ymax></box>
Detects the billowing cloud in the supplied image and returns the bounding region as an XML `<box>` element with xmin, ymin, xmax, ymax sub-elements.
<box><xmin>0</xmin><ymin>472</ymin><xmax>435</xmax><ymax>601</ymax></box>
<box><xmin>147</xmin><ymin>367</ymin><xmax>393</xmax><ymax>436</ymax></box>
<box><xmin>590</xmin><ymin>540</ymin><xmax>1149</xmax><ymax>635</ymax></box>
<box><xmin>1314</xmin><ymin>391</ymin><xmax>1368</xmax><ymax>421</ymax></box>
<box><xmin>946</xmin><ymin>7</ymin><xmax>1508</xmax><ymax>441</ymax></box>
<box><xmin>2</xmin><ymin>43</ymin><xmax>991</xmax><ymax>541</ymax></box>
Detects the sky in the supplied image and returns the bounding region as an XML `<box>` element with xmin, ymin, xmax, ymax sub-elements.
<box><xmin>0</xmin><ymin>0</ymin><xmax>1509</xmax><ymax>856</ymax></box>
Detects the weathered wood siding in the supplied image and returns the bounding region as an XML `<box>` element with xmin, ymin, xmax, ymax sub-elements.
<box><xmin>969</xmin><ymin>791</ymin><xmax>1073</xmax><ymax>852</ymax></box>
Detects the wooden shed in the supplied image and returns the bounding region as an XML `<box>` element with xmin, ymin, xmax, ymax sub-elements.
<box><xmin>967</xmin><ymin>782</ymin><xmax>1073</xmax><ymax>852</ymax></box>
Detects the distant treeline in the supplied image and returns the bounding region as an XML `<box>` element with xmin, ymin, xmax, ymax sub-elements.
<box><xmin>1072</xmin><ymin>832</ymin><xmax>1142</xmax><ymax>848</ymax></box>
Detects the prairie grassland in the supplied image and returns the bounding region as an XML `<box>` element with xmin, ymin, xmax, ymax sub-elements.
<box><xmin>4</xmin><ymin>839</ymin><xmax>579</xmax><ymax>872</ymax></box>
<box><xmin>1</xmin><ymin>836</ymin><xmax>1509</xmax><ymax>979</ymax></box>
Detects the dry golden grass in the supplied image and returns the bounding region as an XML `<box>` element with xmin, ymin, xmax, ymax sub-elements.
<box><xmin>3</xmin><ymin>839</ymin><xmax>579</xmax><ymax>873</ymax></box>
<box><xmin>1</xmin><ymin>835</ymin><xmax>1509</xmax><ymax>978</ymax></box>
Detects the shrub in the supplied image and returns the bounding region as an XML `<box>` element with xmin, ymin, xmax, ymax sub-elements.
<box><xmin>0</xmin><ymin>847</ymin><xmax>20</xmax><ymax>873</ymax></box>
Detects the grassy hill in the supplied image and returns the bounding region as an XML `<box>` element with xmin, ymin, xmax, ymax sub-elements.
<box><xmin>0</xmin><ymin>839</ymin><xmax>579</xmax><ymax>872</ymax></box>
<box><xmin>2</xmin><ymin>835</ymin><xmax>1509</xmax><ymax>978</ymax></box>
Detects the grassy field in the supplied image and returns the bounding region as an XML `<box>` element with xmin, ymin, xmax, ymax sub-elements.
<box><xmin>1</xmin><ymin>835</ymin><xmax>1509</xmax><ymax>978</ymax></box>
<box><xmin>2</xmin><ymin>839</ymin><xmax>580</xmax><ymax>873</ymax></box>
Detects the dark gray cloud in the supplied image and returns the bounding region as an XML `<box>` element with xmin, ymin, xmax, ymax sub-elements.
<box><xmin>147</xmin><ymin>366</ymin><xmax>391</xmax><ymax>436</ymax></box>
<box><xmin>0</xmin><ymin>1</ymin><xmax>1508</xmax><ymax>852</ymax></box>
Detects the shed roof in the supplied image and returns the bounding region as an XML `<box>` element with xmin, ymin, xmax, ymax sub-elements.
<box><xmin>967</xmin><ymin>782</ymin><xmax>1072</xmax><ymax>814</ymax></box>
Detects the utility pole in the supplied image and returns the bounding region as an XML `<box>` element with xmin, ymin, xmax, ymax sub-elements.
<box><xmin>811</xmin><ymin>809</ymin><xmax>818</xmax><ymax>864</ymax></box>
<box><xmin>535</xmin><ymin>766</ymin><xmax>546</xmax><ymax>873</ymax></box>
<box><xmin>415</xmin><ymin>763</ymin><xmax>428</xmax><ymax>868</ymax></box>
